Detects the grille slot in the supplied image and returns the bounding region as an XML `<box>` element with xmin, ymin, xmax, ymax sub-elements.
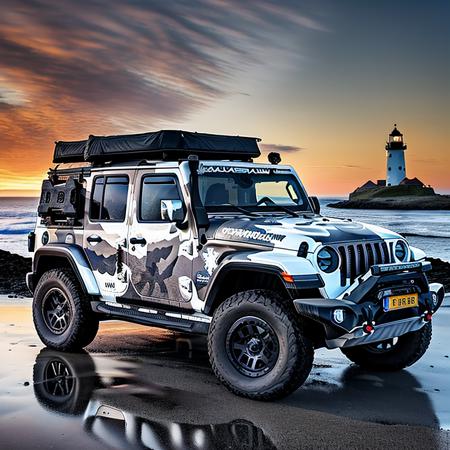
<box><xmin>336</xmin><ymin>241</ymin><xmax>392</xmax><ymax>286</ymax></box>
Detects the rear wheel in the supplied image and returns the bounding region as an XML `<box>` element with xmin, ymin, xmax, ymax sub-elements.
<box><xmin>33</xmin><ymin>269</ymin><xmax>99</xmax><ymax>351</ymax></box>
<box><xmin>208</xmin><ymin>290</ymin><xmax>313</xmax><ymax>400</ymax></box>
<box><xmin>341</xmin><ymin>322</ymin><xmax>432</xmax><ymax>371</ymax></box>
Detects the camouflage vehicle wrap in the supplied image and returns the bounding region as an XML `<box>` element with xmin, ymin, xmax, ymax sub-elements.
<box><xmin>28</xmin><ymin>152</ymin><xmax>445</xmax><ymax>400</ymax></box>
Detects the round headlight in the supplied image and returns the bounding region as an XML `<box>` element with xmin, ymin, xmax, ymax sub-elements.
<box><xmin>317</xmin><ymin>247</ymin><xmax>339</xmax><ymax>273</ymax></box>
<box><xmin>395</xmin><ymin>241</ymin><xmax>408</xmax><ymax>261</ymax></box>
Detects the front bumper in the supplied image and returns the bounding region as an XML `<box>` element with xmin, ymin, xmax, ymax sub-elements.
<box><xmin>294</xmin><ymin>261</ymin><xmax>445</xmax><ymax>349</ymax></box>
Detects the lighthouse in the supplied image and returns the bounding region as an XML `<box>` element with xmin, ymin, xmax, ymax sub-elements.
<box><xmin>386</xmin><ymin>124</ymin><xmax>407</xmax><ymax>186</ymax></box>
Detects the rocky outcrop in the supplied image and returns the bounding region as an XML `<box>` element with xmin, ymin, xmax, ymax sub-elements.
<box><xmin>0</xmin><ymin>250</ymin><xmax>31</xmax><ymax>297</ymax></box>
<box><xmin>329</xmin><ymin>195</ymin><xmax>450</xmax><ymax>210</ymax></box>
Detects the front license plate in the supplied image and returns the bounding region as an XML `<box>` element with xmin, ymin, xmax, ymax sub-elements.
<box><xmin>383</xmin><ymin>293</ymin><xmax>419</xmax><ymax>312</ymax></box>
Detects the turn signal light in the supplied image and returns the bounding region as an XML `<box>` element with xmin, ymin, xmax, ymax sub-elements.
<box><xmin>281</xmin><ymin>272</ymin><xmax>295</xmax><ymax>283</ymax></box>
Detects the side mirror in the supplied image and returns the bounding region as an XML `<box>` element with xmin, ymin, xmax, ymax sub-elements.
<box><xmin>161</xmin><ymin>199</ymin><xmax>185</xmax><ymax>225</ymax></box>
<box><xmin>309</xmin><ymin>196</ymin><xmax>321</xmax><ymax>214</ymax></box>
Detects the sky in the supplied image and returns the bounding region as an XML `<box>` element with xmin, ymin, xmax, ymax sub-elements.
<box><xmin>0</xmin><ymin>0</ymin><xmax>448</xmax><ymax>197</ymax></box>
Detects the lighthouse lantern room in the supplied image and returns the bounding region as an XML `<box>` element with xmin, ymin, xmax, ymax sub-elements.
<box><xmin>386</xmin><ymin>124</ymin><xmax>407</xmax><ymax>186</ymax></box>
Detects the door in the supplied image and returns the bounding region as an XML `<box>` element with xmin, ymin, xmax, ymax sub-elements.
<box><xmin>83</xmin><ymin>172</ymin><xmax>132</xmax><ymax>300</ymax></box>
<box><xmin>126</xmin><ymin>172</ymin><xmax>194</xmax><ymax>308</ymax></box>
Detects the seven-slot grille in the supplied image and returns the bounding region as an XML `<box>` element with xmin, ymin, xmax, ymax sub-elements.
<box><xmin>334</xmin><ymin>241</ymin><xmax>394</xmax><ymax>286</ymax></box>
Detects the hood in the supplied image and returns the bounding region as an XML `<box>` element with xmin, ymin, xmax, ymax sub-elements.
<box><xmin>206</xmin><ymin>215</ymin><xmax>402</xmax><ymax>252</ymax></box>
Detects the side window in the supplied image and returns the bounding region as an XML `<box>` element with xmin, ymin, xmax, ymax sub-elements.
<box><xmin>90</xmin><ymin>176</ymin><xmax>129</xmax><ymax>221</ymax></box>
<box><xmin>140</xmin><ymin>176</ymin><xmax>182</xmax><ymax>222</ymax></box>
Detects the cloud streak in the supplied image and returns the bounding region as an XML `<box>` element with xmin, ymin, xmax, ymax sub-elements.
<box><xmin>0</xmin><ymin>1</ymin><xmax>326</xmax><ymax>147</ymax></box>
<box><xmin>260</xmin><ymin>143</ymin><xmax>304</xmax><ymax>153</ymax></box>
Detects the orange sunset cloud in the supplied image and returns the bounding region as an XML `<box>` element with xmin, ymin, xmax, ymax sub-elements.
<box><xmin>0</xmin><ymin>1</ymin><xmax>448</xmax><ymax>196</ymax></box>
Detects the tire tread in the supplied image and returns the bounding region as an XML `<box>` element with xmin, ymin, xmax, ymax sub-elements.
<box><xmin>33</xmin><ymin>268</ymin><xmax>98</xmax><ymax>351</ymax></box>
<box><xmin>208</xmin><ymin>289</ymin><xmax>313</xmax><ymax>400</ymax></box>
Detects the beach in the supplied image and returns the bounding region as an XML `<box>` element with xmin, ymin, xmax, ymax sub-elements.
<box><xmin>1</xmin><ymin>297</ymin><xmax>449</xmax><ymax>449</ymax></box>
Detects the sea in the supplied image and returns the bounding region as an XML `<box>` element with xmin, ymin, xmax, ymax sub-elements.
<box><xmin>0</xmin><ymin>197</ymin><xmax>449</xmax><ymax>262</ymax></box>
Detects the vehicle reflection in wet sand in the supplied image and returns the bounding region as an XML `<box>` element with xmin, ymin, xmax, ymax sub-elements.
<box><xmin>31</xmin><ymin>330</ymin><xmax>444</xmax><ymax>449</ymax></box>
<box><xmin>33</xmin><ymin>348</ymin><xmax>275</xmax><ymax>450</ymax></box>
<box><xmin>88</xmin><ymin>326</ymin><xmax>445</xmax><ymax>429</ymax></box>
<box><xmin>2</xmin><ymin>304</ymin><xmax>448</xmax><ymax>449</ymax></box>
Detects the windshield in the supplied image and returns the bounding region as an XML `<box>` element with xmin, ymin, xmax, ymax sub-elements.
<box><xmin>199</xmin><ymin>168</ymin><xmax>311</xmax><ymax>214</ymax></box>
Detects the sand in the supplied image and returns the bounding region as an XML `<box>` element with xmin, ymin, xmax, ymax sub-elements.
<box><xmin>1</xmin><ymin>298</ymin><xmax>449</xmax><ymax>449</ymax></box>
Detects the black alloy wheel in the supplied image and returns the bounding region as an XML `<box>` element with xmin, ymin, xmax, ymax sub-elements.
<box><xmin>208</xmin><ymin>290</ymin><xmax>314</xmax><ymax>400</ymax></box>
<box><xmin>33</xmin><ymin>269</ymin><xmax>99</xmax><ymax>350</ymax></box>
<box><xmin>226</xmin><ymin>316</ymin><xmax>280</xmax><ymax>378</ymax></box>
<box><xmin>42</xmin><ymin>288</ymin><xmax>72</xmax><ymax>335</ymax></box>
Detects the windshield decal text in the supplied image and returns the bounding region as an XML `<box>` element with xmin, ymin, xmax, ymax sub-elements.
<box><xmin>199</xmin><ymin>166</ymin><xmax>271</xmax><ymax>175</ymax></box>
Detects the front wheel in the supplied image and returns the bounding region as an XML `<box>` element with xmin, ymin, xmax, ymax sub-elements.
<box><xmin>208</xmin><ymin>290</ymin><xmax>314</xmax><ymax>400</ymax></box>
<box><xmin>33</xmin><ymin>269</ymin><xmax>99</xmax><ymax>351</ymax></box>
<box><xmin>341</xmin><ymin>322</ymin><xmax>432</xmax><ymax>371</ymax></box>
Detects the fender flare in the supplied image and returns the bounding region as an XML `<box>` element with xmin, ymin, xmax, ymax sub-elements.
<box><xmin>202</xmin><ymin>261</ymin><xmax>286</xmax><ymax>315</ymax></box>
<box><xmin>30</xmin><ymin>244</ymin><xmax>100</xmax><ymax>296</ymax></box>
<box><xmin>202</xmin><ymin>259</ymin><xmax>324</xmax><ymax>315</ymax></box>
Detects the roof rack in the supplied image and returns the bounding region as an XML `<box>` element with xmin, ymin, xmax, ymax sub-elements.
<box><xmin>53</xmin><ymin>130</ymin><xmax>261</xmax><ymax>164</ymax></box>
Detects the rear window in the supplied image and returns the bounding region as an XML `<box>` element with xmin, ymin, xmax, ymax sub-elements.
<box><xmin>90</xmin><ymin>176</ymin><xmax>129</xmax><ymax>221</ymax></box>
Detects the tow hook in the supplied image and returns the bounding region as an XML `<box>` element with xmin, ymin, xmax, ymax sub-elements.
<box><xmin>361</xmin><ymin>305</ymin><xmax>375</xmax><ymax>334</ymax></box>
<box><xmin>423</xmin><ymin>296</ymin><xmax>433</xmax><ymax>322</ymax></box>
<box><xmin>362</xmin><ymin>321</ymin><xmax>375</xmax><ymax>334</ymax></box>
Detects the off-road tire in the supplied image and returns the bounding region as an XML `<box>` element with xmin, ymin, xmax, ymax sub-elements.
<box><xmin>208</xmin><ymin>289</ymin><xmax>314</xmax><ymax>400</ymax></box>
<box><xmin>341</xmin><ymin>322</ymin><xmax>432</xmax><ymax>371</ymax></box>
<box><xmin>33</xmin><ymin>269</ymin><xmax>99</xmax><ymax>351</ymax></box>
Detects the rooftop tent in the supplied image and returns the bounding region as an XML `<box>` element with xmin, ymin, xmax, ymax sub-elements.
<box><xmin>53</xmin><ymin>139</ymin><xmax>88</xmax><ymax>163</ymax></box>
<box><xmin>53</xmin><ymin>130</ymin><xmax>261</xmax><ymax>163</ymax></box>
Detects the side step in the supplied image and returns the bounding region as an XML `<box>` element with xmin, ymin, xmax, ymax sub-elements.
<box><xmin>91</xmin><ymin>301</ymin><xmax>211</xmax><ymax>334</ymax></box>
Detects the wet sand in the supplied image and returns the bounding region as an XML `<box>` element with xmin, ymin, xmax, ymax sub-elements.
<box><xmin>1</xmin><ymin>298</ymin><xmax>449</xmax><ymax>449</ymax></box>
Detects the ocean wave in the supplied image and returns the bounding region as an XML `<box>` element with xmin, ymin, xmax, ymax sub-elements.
<box><xmin>0</xmin><ymin>211</ymin><xmax>36</xmax><ymax>218</ymax></box>
<box><xmin>0</xmin><ymin>219</ymin><xmax>36</xmax><ymax>225</ymax></box>
<box><xmin>401</xmin><ymin>232</ymin><xmax>450</xmax><ymax>239</ymax></box>
<box><xmin>0</xmin><ymin>228</ymin><xmax>32</xmax><ymax>235</ymax></box>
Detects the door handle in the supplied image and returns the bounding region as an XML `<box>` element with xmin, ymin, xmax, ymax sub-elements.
<box><xmin>130</xmin><ymin>237</ymin><xmax>147</xmax><ymax>246</ymax></box>
<box><xmin>87</xmin><ymin>234</ymin><xmax>102</xmax><ymax>243</ymax></box>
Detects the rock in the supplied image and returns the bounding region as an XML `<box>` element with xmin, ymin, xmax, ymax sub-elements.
<box><xmin>328</xmin><ymin>195</ymin><xmax>450</xmax><ymax>210</ymax></box>
<box><xmin>427</xmin><ymin>258</ymin><xmax>450</xmax><ymax>293</ymax></box>
<box><xmin>0</xmin><ymin>250</ymin><xmax>32</xmax><ymax>296</ymax></box>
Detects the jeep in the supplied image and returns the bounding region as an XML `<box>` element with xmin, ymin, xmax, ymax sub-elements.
<box><xmin>27</xmin><ymin>130</ymin><xmax>445</xmax><ymax>400</ymax></box>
